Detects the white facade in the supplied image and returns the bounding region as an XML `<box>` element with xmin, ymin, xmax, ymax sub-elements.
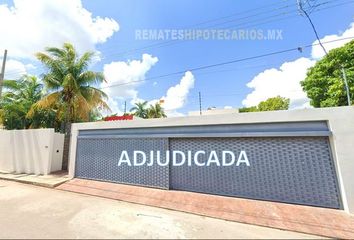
<box><xmin>0</xmin><ymin>129</ymin><xmax>64</xmax><ymax>175</ymax></box>
<box><xmin>68</xmin><ymin>106</ymin><xmax>354</xmax><ymax>214</ymax></box>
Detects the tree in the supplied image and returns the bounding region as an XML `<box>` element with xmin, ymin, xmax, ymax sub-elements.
<box><xmin>147</xmin><ymin>103</ymin><xmax>166</xmax><ymax>118</ymax></box>
<box><xmin>0</xmin><ymin>75</ymin><xmax>55</xmax><ymax>129</ymax></box>
<box><xmin>239</xmin><ymin>96</ymin><xmax>290</xmax><ymax>112</ymax></box>
<box><xmin>258</xmin><ymin>96</ymin><xmax>290</xmax><ymax>111</ymax></box>
<box><xmin>31</xmin><ymin>43</ymin><xmax>109</xmax><ymax>170</ymax></box>
<box><xmin>239</xmin><ymin>106</ymin><xmax>258</xmax><ymax>113</ymax></box>
<box><xmin>130</xmin><ymin>101</ymin><xmax>148</xmax><ymax>118</ymax></box>
<box><xmin>301</xmin><ymin>40</ymin><xmax>354</xmax><ymax>107</ymax></box>
<box><xmin>30</xmin><ymin>43</ymin><xmax>109</xmax><ymax>126</ymax></box>
<box><xmin>28</xmin><ymin>106</ymin><xmax>58</xmax><ymax>129</ymax></box>
<box><xmin>88</xmin><ymin>109</ymin><xmax>103</xmax><ymax>122</ymax></box>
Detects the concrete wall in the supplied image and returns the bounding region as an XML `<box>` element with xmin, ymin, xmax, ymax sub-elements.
<box><xmin>0</xmin><ymin>129</ymin><xmax>64</xmax><ymax>175</ymax></box>
<box><xmin>68</xmin><ymin>106</ymin><xmax>354</xmax><ymax>214</ymax></box>
<box><xmin>0</xmin><ymin>130</ymin><xmax>14</xmax><ymax>173</ymax></box>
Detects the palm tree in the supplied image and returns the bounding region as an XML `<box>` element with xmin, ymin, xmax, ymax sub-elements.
<box><xmin>147</xmin><ymin>103</ymin><xmax>167</xmax><ymax>118</ymax></box>
<box><xmin>0</xmin><ymin>75</ymin><xmax>54</xmax><ymax>129</ymax></box>
<box><xmin>3</xmin><ymin>75</ymin><xmax>43</xmax><ymax>105</ymax></box>
<box><xmin>31</xmin><ymin>43</ymin><xmax>109</xmax><ymax>125</ymax></box>
<box><xmin>31</xmin><ymin>42</ymin><xmax>109</xmax><ymax>170</ymax></box>
<box><xmin>130</xmin><ymin>101</ymin><xmax>148</xmax><ymax>118</ymax></box>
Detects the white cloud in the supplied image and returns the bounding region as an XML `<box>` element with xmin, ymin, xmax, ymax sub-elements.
<box><xmin>242</xmin><ymin>58</ymin><xmax>315</xmax><ymax>109</ymax></box>
<box><xmin>2</xmin><ymin>59</ymin><xmax>28</xmax><ymax>80</ymax></box>
<box><xmin>161</xmin><ymin>71</ymin><xmax>195</xmax><ymax>111</ymax></box>
<box><xmin>102</xmin><ymin>54</ymin><xmax>159</xmax><ymax>111</ymax></box>
<box><xmin>243</xmin><ymin>20</ymin><xmax>354</xmax><ymax>109</ymax></box>
<box><xmin>0</xmin><ymin>0</ymin><xmax>119</xmax><ymax>59</ymax></box>
<box><xmin>312</xmin><ymin>22</ymin><xmax>354</xmax><ymax>59</ymax></box>
<box><xmin>135</xmin><ymin>71</ymin><xmax>195</xmax><ymax>117</ymax></box>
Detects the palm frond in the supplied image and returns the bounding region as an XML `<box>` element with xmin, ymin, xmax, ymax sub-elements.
<box><xmin>2</xmin><ymin>79</ymin><xmax>20</xmax><ymax>90</ymax></box>
<box><xmin>78</xmin><ymin>71</ymin><xmax>105</xmax><ymax>85</ymax></box>
<box><xmin>42</xmin><ymin>74</ymin><xmax>63</xmax><ymax>89</ymax></box>
<box><xmin>80</xmin><ymin>86</ymin><xmax>110</xmax><ymax>111</ymax></box>
<box><xmin>73</xmin><ymin>94</ymin><xmax>91</xmax><ymax>121</ymax></box>
<box><xmin>76</xmin><ymin>51</ymin><xmax>95</xmax><ymax>73</ymax></box>
<box><xmin>36</xmin><ymin>52</ymin><xmax>65</xmax><ymax>82</ymax></box>
<box><xmin>27</xmin><ymin>92</ymin><xmax>61</xmax><ymax>118</ymax></box>
<box><xmin>45</xmin><ymin>47</ymin><xmax>67</xmax><ymax>58</ymax></box>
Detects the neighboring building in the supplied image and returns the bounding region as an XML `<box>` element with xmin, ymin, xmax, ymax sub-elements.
<box><xmin>103</xmin><ymin>115</ymin><xmax>142</xmax><ymax>121</ymax></box>
<box><xmin>188</xmin><ymin>107</ymin><xmax>239</xmax><ymax>116</ymax></box>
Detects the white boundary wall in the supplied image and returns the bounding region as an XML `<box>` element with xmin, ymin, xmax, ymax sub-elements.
<box><xmin>0</xmin><ymin>129</ymin><xmax>64</xmax><ymax>175</ymax></box>
<box><xmin>68</xmin><ymin>106</ymin><xmax>354</xmax><ymax>213</ymax></box>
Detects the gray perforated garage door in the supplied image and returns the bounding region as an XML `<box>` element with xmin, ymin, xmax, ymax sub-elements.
<box><xmin>169</xmin><ymin>137</ymin><xmax>341</xmax><ymax>209</ymax></box>
<box><xmin>74</xmin><ymin>122</ymin><xmax>341</xmax><ymax>209</ymax></box>
<box><xmin>75</xmin><ymin>138</ymin><xmax>169</xmax><ymax>189</ymax></box>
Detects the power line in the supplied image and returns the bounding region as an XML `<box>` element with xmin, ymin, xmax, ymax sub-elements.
<box><xmin>99</xmin><ymin>0</ymin><xmax>339</xmax><ymax>56</ymax></box>
<box><xmin>189</xmin><ymin>0</ymin><xmax>293</xmax><ymax>28</ymax></box>
<box><xmin>225</xmin><ymin>0</ymin><xmax>345</xmax><ymax>29</ymax></box>
<box><xmin>191</xmin><ymin>64</ymin><xmax>271</xmax><ymax>75</ymax></box>
<box><xmin>297</xmin><ymin>0</ymin><xmax>328</xmax><ymax>55</ymax></box>
<box><xmin>298</xmin><ymin>0</ymin><xmax>352</xmax><ymax>106</ymax></box>
<box><xmin>96</xmin><ymin>0</ymin><xmax>294</xmax><ymax>53</ymax></box>
<box><xmin>3</xmin><ymin>0</ymin><xmax>353</xmax><ymax>78</ymax></box>
<box><xmin>206</xmin><ymin>4</ymin><xmax>297</xmax><ymax>28</ymax></box>
<box><xmin>171</xmin><ymin>88</ymin><xmax>314</xmax><ymax>100</ymax></box>
<box><xmin>3</xmin><ymin>65</ymin><xmax>46</xmax><ymax>78</ymax></box>
<box><xmin>101</xmin><ymin>0</ymin><xmax>351</xmax><ymax>59</ymax></box>
<box><xmin>4</xmin><ymin>0</ymin><xmax>352</xmax><ymax>78</ymax></box>
<box><xmin>99</xmin><ymin>36</ymin><xmax>354</xmax><ymax>90</ymax></box>
<box><xmin>99</xmin><ymin>1</ymin><xmax>302</xmax><ymax>58</ymax></box>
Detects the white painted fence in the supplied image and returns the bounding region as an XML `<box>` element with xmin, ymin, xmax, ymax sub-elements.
<box><xmin>0</xmin><ymin>129</ymin><xmax>64</xmax><ymax>175</ymax></box>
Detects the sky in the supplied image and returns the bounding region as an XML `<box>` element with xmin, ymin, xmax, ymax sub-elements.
<box><xmin>0</xmin><ymin>0</ymin><xmax>353</xmax><ymax>116</ymax></box>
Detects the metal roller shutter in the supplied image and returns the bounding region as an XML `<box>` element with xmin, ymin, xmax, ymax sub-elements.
<box><xmin>74</xmin><ymin>121</ymin><xmax>341</xmax><ymax>209</ymax></box>
<box><xmin>169</xmin><ymin>137</ymin><xmax>341</xmax><ymax>209</ymax></box>
<box><xmin>75</xmin><ymin>137</ymin><xmax>169</xmax><ymax>189</ymax></box>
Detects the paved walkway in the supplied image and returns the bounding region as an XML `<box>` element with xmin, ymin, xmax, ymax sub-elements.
<box><xmin>57</xmin><ymin>178</ymin><xmax>354</xmax><ymax>238</ymax></box>
<box><xmin>0</xmin><ymin>180</ymin><xmax>317</xmax><ymax>239</ymax></box>
<box><xmin>0</xmin><ymin>171</ymin><xmax>69</xmax><ymax>188</ymax></box>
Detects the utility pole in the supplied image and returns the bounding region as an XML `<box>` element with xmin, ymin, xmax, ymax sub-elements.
<box><xmin>297</xmin><ymin>1</ymin><xmax>351</xmax><ymax>106</ymax></box>
<box><xmin>297</xmin><ymin>0</ymin><xmax>328</xmax><ymax>55</ymax></box>
<box><xmin>124</xmin><ymin>101</ymin><xmax>127</xmax><ymax>114</ymax></box>
<box><xmin>198</xmin><ymin>91</ymin><xmax>202</xmax><ymax>115</ymax></box>
<box><xmin>0</xmin><ymin>49</ymin><xmax>8</xmax><ymax>98</ymax></box>
<box><xmin>341</xmin><ymin>65</ymin><xmax>351</xmax><ymax>106</ymax></box>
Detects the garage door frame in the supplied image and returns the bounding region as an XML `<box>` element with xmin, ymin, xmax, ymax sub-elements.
<box><xmin>74</xmin><ymin>121</ymin><xmax>343</xmax><ymax>209</ymax></box>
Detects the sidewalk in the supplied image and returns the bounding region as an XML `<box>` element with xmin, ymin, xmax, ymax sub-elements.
<box><xmin>0</xmin><ymin>171</ymin><xmax>69</xmax><ymax>188</ymax></box>
<box><xmin>58</xmin><ymin>178</ymin><xmax>354</xmax><ymax>239</ymax></box>
<box><xmin>0</xmin><ymin>180</ymin><xmax>318</xmax><ymax>239</ymax></box>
